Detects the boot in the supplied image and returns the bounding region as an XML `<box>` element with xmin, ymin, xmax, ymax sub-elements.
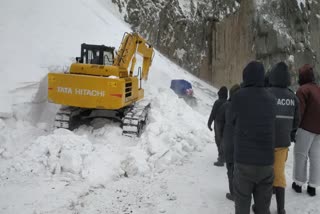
<box><xmin>292</xmin><ymin>182</ymin><xmax>302</xmax><ymax>193</ymax></box>
<box><xmin>213</xmin><ymin>161</ymin><xmax>224</xmax><ymax>167</ymax></box>
<box><xmin>227</xmin><ymin>170</ymin><xmax>234</xmax><ymax>199</ymax></box>
<box><xmin>225</xmin><ymin>193</ymin><xmax>234</xmax><ymax>201</ymax></box>
<box><xmin>275</xmin><ymin>187</ymin><xmax>286</xmax><ymax>214</ymax></box>
<box><xmin>214</xmin><ymin>156</ymin><xmax>225</xmax><ymax>166</ymax></box>
<box><xmin>252</xmin><ymin>204</ymin><xmax>256</xmax><ymax>213</ymax></box>
<box><xmin>307</xmin><ymin>186</ymin><xmax>316</xmax><ymax>197</ymax></box>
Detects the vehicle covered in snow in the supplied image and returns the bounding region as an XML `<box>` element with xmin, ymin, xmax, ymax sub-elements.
<box><xmin>170</xmin><ymin>79</ymin><xmax>197</xmax><ymax>106</ymax></box>
<box><xmin>170</xmin><ymin>79</ymin><xmax>193</xmax><ymax>96</ymax></box>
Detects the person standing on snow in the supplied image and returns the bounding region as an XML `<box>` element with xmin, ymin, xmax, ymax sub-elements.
<box><xmin>292</xmin><ymin>64</ymin><xmax>320</xmax><ymax>197</ymax></box>
<box><xmin>208</xmin><ymin>86</ymin><xmax>228</xmax><ymax>166</ymax></box>
<box><xmin>266</xmin><ymin>62</ymin><xmax>300</xmax><ymax>214</ymax></box>
<box><xmin>220</xmin><ymin>84</ymin><xmax>240</xmax><ymax>201</ymax></box>
<box><xmin>231</xmin><ymin>61</ymin><xmax>276</xmax><ymax>214</ymax></box>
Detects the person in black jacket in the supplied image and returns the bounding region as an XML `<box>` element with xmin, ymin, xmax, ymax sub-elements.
<box><xmin>231</xmin><ymin>61</ymin><xmax>276</xmax><ymax>214</ymax></box>
<box><xmin>220</xmin><ymin>84</ymin><xmax>240</xmax><ymax>201</ymax></box>
<box><xmin>266</xmin><ymin>62</ymin><xmax>300</xmax><ymax>214</ymax></box>
<box><xmin>208</xmin><ymin>86</ymin><xmax>228</xmax><ymax>166</ymax></box>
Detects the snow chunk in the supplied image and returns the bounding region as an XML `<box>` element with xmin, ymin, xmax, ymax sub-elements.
<box><xmin>174</xmin><ymin>48</ymin><xmax>186</xmax><ymax>60</ymax></box>
<box><xmin>297</xmin><ymin>0</ymin><xmax>306</xmax><ymax>10</ymax></box>
<box><xmin>288</xmin><ymin>55</ymin><xmax>295</xmax><ymax>64</ymax></box>
<box><xmin>177</xmin><ymin>0</ymin><xmax>204</xmax><ymax>18</ymax></box>
<box><xmin>178</xmin><ymin>0</ymin><xmax>191</xmax><ymax>15</ymax></box>
<box><xmin>81</xmin><ymin>145</ymin><xmax>123</xmax><ymax>187</ymax></box>
<box><xmin>255</xmin><ymin>0</ymin><xmax>266</xmax><ymax>10</ymax></box>
<box><xmin>141</xmin><ymin>87</ymin><xmax>212</xmax><ymax>172</ymax></box>
<box><xmin>0</xmin><ymin>119</ymin><xmax>45</xmax><ymax>159</ymax></box>
<box><xmin>26</xmin><ymin>128</ymin><xmax>125</xmax><ymax>187</ymax></box>
<box><xmin>108</xmin><ymin>75</ymin><xmax>119</xmax><ymax>79</ymax></box>
<box><xmin>0</xmin><ymin>94</ymin><xmax>13</xmax><ymax>118</ymax></box>
<box><xmin>121</xmin><ymin>149</ymin><xmax>150</xmax><ymax>177</ymax></box>
<box><xmin>32</xmin><ymin>129</ymin><xmax>93</xmax><ymax>175</ymax></box>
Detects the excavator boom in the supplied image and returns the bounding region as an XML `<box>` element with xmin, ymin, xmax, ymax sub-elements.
<box><xmin>114</xmin><ymin>32</ymin><xmax>154</xmax><ymax>80</ymax></box>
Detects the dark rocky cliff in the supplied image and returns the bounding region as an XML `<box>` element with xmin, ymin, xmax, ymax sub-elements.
<box><xmin>253</xmin><ymin>0</ymin><xmax>320</xmax><ymax>88</ymax></box>
<box><xmin>112</xmin><ymin>0</ymin><xmax>320</xmax><ymax>87</ymax></box>
<box><xmin>111</xmin><ymin>0</ymin><xmax>239</xmax><ymax>77</ymax></box>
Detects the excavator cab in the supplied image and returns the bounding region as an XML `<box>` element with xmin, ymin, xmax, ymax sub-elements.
<box><xmin>76</xmin><ymin>43</ymin><xmax>115</xmax><ymax>65</ymax></box>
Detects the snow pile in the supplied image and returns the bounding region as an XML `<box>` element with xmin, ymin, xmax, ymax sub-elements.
<box><xmin>120</xmin><ymin>148</ymin><xmax>150</xmax><ymax>177</ymax></box>
<box><xmin>76</xmin><ymin>122</ymin><xmax>152</xmax><ymax>181</ymax></box>
<box><xmin>81</xmin><ymin>144</ymin><xmax>123</xmax><ymax>187</ymax></box>
<box><xmin>20</xmin><ymin>128</ymin><xmax>126</xmax><ymax>187</ymax></box>
<box><xmin>143</xmin><ymin>88</ymin><xmax>211</xmax><ymax>171</ymax></box>
<box><xmin>12</xmin><ymin>93</ymin><xmax>211</xmax><ymax>187</ymax></box>
<box><xmin>32</xmin><ymin>129</ymin><xmax>93</xmax><ymax>175</ymax></box>
<box><xmin>0</xmin><ymin>95</ymin><xmax>12</xmax><ymax>118</ymax></box>
<box><xmin>0</xmin><ymin>119</ymin><xmax>45</xmax><ymax>160</ymax></box>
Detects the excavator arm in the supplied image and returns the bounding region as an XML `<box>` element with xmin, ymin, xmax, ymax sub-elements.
<box><xmin>113</xmin><ymin>32</ymin><xmax>154</xmax><ymax>80</ymax></box>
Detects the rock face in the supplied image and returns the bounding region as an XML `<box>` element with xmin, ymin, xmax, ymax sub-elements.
<box><xmin>253</xmin><ymin>0</ymin><xmax>320</xmax><ymax>88</ymax></box>
<box><xmin>112</xmin><ymin>0</ymin><xmax>320</xmax><ymax>87</ymax></box>
<box><xmin>211</xmin><ymin>0</ymin><xmax>256</xmax><ymax>87</ymax></box>
<box><xmin>111</xmin><ymin>0</ymin><xmax>239</xmax><ymax>77</ymax></box>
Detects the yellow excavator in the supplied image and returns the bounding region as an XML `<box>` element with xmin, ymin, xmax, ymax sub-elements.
<box><xmin>47</xmin><ymin>32</ymin><xmax>154</xmax><ymax>136</ymax></box>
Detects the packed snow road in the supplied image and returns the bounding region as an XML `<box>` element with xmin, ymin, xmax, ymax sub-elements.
<box><xmin>74</xmin><ymin>144</ymin><xmax>320</xmax><ymax>214</ymax></box>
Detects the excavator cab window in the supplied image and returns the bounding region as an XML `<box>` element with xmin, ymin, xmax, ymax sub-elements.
<box><xmin>103</xmin><ymin>51</ymin><xmax>113</xmax><ymax>65</ymax></box>
<box><xmin>76</xmin><ymin>43</ymin><xmax>115</xmax><ymax>65</ymax></box>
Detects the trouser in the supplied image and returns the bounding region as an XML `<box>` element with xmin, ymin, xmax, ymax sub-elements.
<box><xmin>293</xmin><ymin>128</ymin><xmax>320</xmax><ymax>188</ymax></box>
<box><xmin>275</xmin><ymin>187</ymin><xmax>285</xmax><ymax>213</ymax></box>
<box><xmin>273</xmin><ymin>147</ymin><xmax>289</xmax><ymax>188</ymax></box>
<box><xmin>234</xmin><ymin>163</ymin><xmax>273</xmax><ymax>214</ymax></box>
<box><xmin>214</xmin><ymin>122</ymin><xmax>224</xmax><ymax>162</ymax></box>
<box><xmin>226</xmin><ymin>162</ymin><xmax>234</xmax><ymax>195</ymax></box>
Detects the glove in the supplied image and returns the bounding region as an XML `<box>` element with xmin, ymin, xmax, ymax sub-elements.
<box><xmin>208</xmin><ymin>125</ymin><xmax>213</xmax><ymax>131</ymax></box>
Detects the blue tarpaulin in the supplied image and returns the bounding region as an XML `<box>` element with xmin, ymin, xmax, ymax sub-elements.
<box><xmin>170</xmin><ymin>79</ymin><xmax>193</xmax><ymax>96</ymax></box>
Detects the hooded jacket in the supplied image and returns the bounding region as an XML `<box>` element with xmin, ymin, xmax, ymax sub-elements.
<box><xmin>231</xmin><ymin>61</ymin><xmax>276</xmax><ymax>166</ymax></box>
<box><xmin>268</xmin><ymin>62</ymin><xmax>300</xmax><ymax>147</ymax></box>
<box><xmin>296</xmin><ymin>64</ymin><xmax>320</xmax><ymax>134</ymax></box>
<box><xmin>208</xmin><ymin>86</ymin><xmax>228</xmax><ymax>129</ymax></box>
<box><xmin>222</xmin><ymin>84</ymin><xmax>240</xmax><ymax>163</ymax></box>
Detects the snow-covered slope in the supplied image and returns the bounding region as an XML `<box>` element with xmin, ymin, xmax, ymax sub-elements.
<box><xmin>0</xmin><ymin>0</ymin><xmax>217</xmax><ymax>213</ymax></box>
<box><xmin>1</xmin><ymin>1</ymin><xmax>319</xmax><ymax>214</ymax></box>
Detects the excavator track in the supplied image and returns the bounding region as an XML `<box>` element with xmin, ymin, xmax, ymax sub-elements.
<box><xmin>122</xmin><ymin>100</ymin><xmax>151</xmax><ymax>137</ymax></box>
<box><xmin>54</xmin><ymin>102</ymin><xmax>151</xmax><ymax>137</ymax></box>
<box><xmin>54</xmin><ymin>107</ymin><xmax>74</xmax><ymax>129</ymax></box>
